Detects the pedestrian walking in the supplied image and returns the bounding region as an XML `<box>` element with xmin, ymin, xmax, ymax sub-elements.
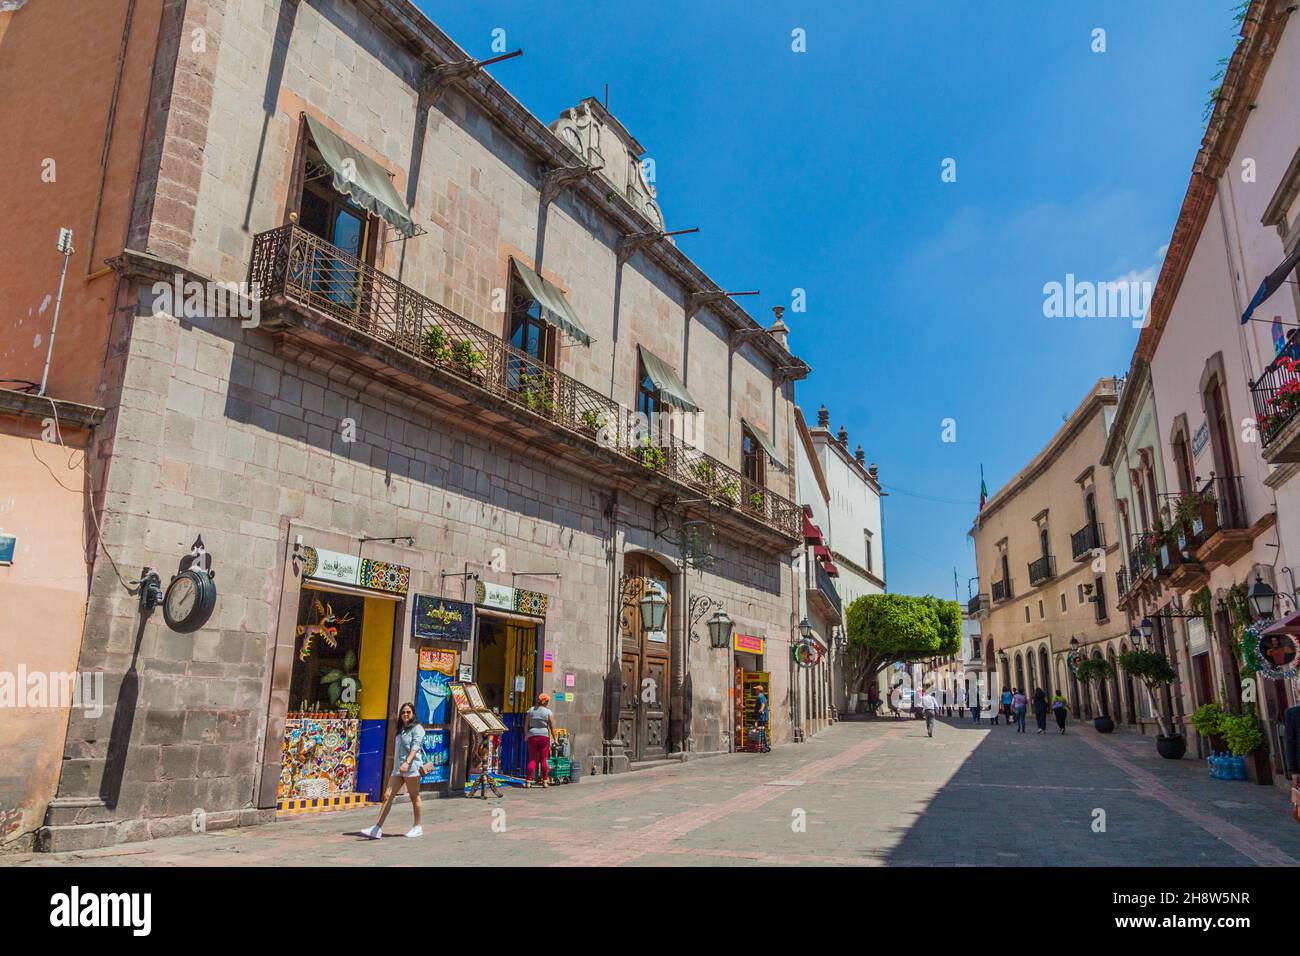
<box><xmin>525</xmin><ymin>693</ymin><xmax>556</xmax><ymax>788</ymax></box>
<box><xmin>1000</xmin><ymin>687</ymin><xmax>1013</xmax><ymax>726</ymax></box>
<box><xmin>362</xmin><ymin>702</ymin><xmax>426</xmax><ymax>839</ymax></box>
<box><xmin>1032</xmin><ymin>687</ymin><xmax>1048</xmax><ymax>734</ymax></box>
<box><xmin>754</xmin><ymin>684</ymin><xmax>771</xmax><ymax>752</ymax></box>
<box><xmin>1012</xmin><ymin>688</ymin><xmax>1027</xmax><ymax>733</ymax></box>
<box><xmin>1052</xmin><ymin>691</ymin><xmax>1069</xmax><ymax>734</ymax></box>
<box><xmin>970</xmin><ymin>693</ymin><xmax>982</xmax><ymax>723</ymax></box>
<box><xmin>921</xmin><ymin>685</ymin><xmax>939</xmax><ymax>737</ymax></box>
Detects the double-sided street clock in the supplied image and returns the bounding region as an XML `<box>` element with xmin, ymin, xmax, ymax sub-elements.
<box><xmin>162</xmin><ymin>536</ymin><xmax>218</xmax><ymax>633</ymax></box>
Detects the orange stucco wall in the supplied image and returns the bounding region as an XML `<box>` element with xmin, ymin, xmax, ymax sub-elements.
<box><xmin>0</xmin><ymin>413</ymin><xmax>92</xmax><ymax>848</ymax></box>
<box><xmin>0</xmin><ymin>0</ymin><xmax>162</xmax><ymax>406</ymax></box>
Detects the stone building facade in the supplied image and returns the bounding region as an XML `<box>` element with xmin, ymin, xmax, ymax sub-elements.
<box><xmin>1</xmin><ymin>0</ymin><xmax>809</xmax><ymax>851</ymax></box>
<box><xmin>970</xmin><ymin>380</ymin><xmax>1124</xmax><ymax>719</ymax></box>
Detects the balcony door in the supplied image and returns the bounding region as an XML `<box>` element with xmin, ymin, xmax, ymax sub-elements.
<box><xmin>298</xmin><ymin>177</ymin><xmax>372</xmax><ymax>316</ymax></box>
<box><xmin>507</xmin><ymin>275</ymin><xmax>556</xmax><ymax>393</ymax></box>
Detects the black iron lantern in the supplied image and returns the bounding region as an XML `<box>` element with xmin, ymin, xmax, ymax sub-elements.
<box><xmin>706</xmin><ymin>608</ymin><xmax>733</xmax><ymax>649</ymax></box>
<box><xmin>639</xmin><ymin>586</ymin><xmax>668</xmax><ymax>633</ymax></box>
<box><xmin>1139</xmin><ymin>617</ymin><xmax>1153</xmax><ymax>642</ymax></box>
<box><xmin>997</xmin><ymin>648</ymin><xmax>1008</xmax><ymax>664</ymax></box>
<box><xmin>1128</xmin><ymin>626</ymin><xmax>1142</xmax><ymax>646</ymax></box>
<box><xmin>798</xmin><ymin>616</ymin><xmax>813</xmax><ymax>640</ymax></box>
<box><xmin>1069</xmin><ymin>636</ymin><xmax>1080</xmax><ymax>652</ymax></box>
<box><xmin>1248</xmin><ymin>576</ymin><xmax>1276</xmax><ymax>620</ymax></box>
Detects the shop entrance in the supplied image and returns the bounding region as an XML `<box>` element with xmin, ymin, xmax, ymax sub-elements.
<box><xmin>474</xmin><ymin>615</ymin><xmax>538</xmax><ymax>777</ymax></box>
<box><xmin>278</xmin><ymin>588</ymin><xmax>395</xmax><ymax>804</ymax></box>
<box><xmin>619</xmin><ymin>554</ymin><xmax>673</xmax><ymax>762</ymax></box>
<box><xmin>734</xmin><ymin>649</ymin><xmax>768</xmax><ymax>752</ymax></box>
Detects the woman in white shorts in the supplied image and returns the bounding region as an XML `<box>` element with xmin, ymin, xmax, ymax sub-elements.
<box><xmin>363</xmin><ymin>702</ymin><xmax>425</xmax><ymax>839</ymax></box>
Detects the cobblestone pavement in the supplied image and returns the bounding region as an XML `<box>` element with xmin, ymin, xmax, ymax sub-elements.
<box><xmin>10</xmin><ymin>717</ymin><xmax>1300</xmax><ymax>867</ymax></box>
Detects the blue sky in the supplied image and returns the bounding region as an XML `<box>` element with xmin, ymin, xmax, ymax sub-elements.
<box><xmin>421</xmin><ymin>1</ymin><xmax>1241</xmax><ymax>601</ymax></box>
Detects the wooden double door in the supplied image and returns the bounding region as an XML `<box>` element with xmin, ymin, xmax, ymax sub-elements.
<box><xmin>619</xmin><ymin>555</ymin><xmax>673</xmax><ymax>761</ymax></box>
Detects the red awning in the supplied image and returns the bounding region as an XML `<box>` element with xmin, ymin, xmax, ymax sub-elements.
<box><xmin>802</xmin><ymin>512</ymin><xmax>824</xmax><ymax>545</ymax></box>
<box><xmin>823</xmin><ymin>561</ymin><xmax>840</xmax><ymax>577</ymax></box>
<box><xmin>1262</xmin><ymin>609</ymin><xmax>1300</xmax><ymax>635</ymax></box>
<box><xmin>813</xmin><ymin>544</ymin><xmax>831</xmax><ymax>563</ymax></box>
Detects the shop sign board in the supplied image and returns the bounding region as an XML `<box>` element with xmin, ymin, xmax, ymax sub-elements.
<box><xmin>734</xmin><ymin>633</ymin><xmax>765</xmax><ymax>655</ymax></box>
<box><xmin>417</xmin><ymin>649</ymin><xmax>457</xmax><ymax>725</ymax></box>
<box><xmin>0</xmin><ymin>533</ymin><xmax>15</xmax><ymax>566</ymax></box>
<box><xmin>1192</xmin><ymin>420</ymin><xmax>1210</xmax><ymax>459</ymax></box>
<box><xmin>476</xmin><ymin>580</ymin><xmax>515</xmax><ymax>611</ymax></box>
<box><xmin>412</xmin><ymin>595</ymin><xmax>473</xmax><ymax>642</ymax></box>
<box><xmin>302</xmin><ymin>546</ymin><xmax>360</xmax><ymax>586</ymax></box>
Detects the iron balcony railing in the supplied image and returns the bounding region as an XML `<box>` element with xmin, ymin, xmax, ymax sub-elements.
<box><xmin>813</xmin><ymin>558</ymin><xmax>842</xmax><ymax>620</ymax></box>
<box><xmin>991</xmin><ymin>578</ymin><xmax>1013</xmax><ymax>604</ymax></box>
<box><xmin>967</xmin><ymin>593</ymin><xmax>984</xmax><ymax>616</ymax></box>
<box><xmin>1201</xmin><ymin>473</ymin><xmax>1248</xmax><ymax>532</ymax></box>
<box><xmin>1116</xmin><ymin>567</ymin><xmax>1129</xmax><ymax>599</ymax></box>
<box><xmin>1250</xmin><ymin>330</ymin><xmax>1300</xmax><ymax>447</ymax></box>
<box><xmin>248</xmin><ymin>224</ymin><xmax>800</xmax><ymax>538</ymax></box>
<box><xmin>1070</xmin><ymin>522</ymin><xmax>1104</xmax><ymax>560</ymax></box>
<box><xmin>1027</xmin><ymin>554</ymin><xmax>1056</xmax><ymax>586</ymax></box>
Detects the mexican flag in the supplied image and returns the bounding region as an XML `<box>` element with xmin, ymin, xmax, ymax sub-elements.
<box><xmin>979</xmin><ymin>467</ymin><xmax>988</xmax><ymax>512</ymax></box>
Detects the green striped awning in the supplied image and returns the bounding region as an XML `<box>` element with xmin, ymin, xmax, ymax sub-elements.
<box><xmin>637</xmin><ymin>346</ymin><xmax>700</xmax><ymax>414</ymax></box>
<box><xmin>304</xmin><ymin>116</ymin><xmax>417</xmax><ymax>237</ymax></box>
<box><xmin>511</xmin><ymin>258</ymin><xmax>593</xmax><ymax>346</ymax></box>
<box><xmin>743</xmin><ymin>418</ymin><xmax>788</xmax><ymax>473</ymax></box>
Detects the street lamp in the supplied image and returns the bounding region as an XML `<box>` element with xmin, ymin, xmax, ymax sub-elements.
<box><xmin>1069</xmin><ymin>636</ymin><xmax>1080</xmax><ymax>653</ymax></box>
<box><xmin>706</xmin><ymin>608</ymin><xmax>733</xmax><ymax>649</ymax></box>
<box><xmin>1248</xmin><ymin>575</ymin><xmax>1276</xmax><ymax>620</ymax></box>
<box><xmin>798</xmin><ymin>616</ymin><xmax>813</xmax><ymax>640</ymax></box>
<box><xmin>1128</xmin><ymin>626</ymin><xmax>1142</xmax><ymax>646</ymax></box>
<box><xmin>1139</xmin><ymin>617</ymin><xmax>1153</xmax><ymax>642</ymax></box>
<box><xmin>639</xmin><ymin>586</ymin><xmax>667</xmax><ymax>633</ymax></box>
<box><xmin>996</xmin><ymin>649</ymin><xmax>1008</xmax><ymax>664</ymax></box>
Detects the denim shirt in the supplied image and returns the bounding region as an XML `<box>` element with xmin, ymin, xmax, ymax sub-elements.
<box><xmin>394</xmin><ymin>722</ymin><xmax>426</xmax><ymax>771</ymax></box>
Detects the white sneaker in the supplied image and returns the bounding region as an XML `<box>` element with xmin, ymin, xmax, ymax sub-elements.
<box><xmin>362</xmin><ymin>825</ymin><xmax>382</xmax><ymax>840</ymax></box>
<box><xmin>404</xmin><ymin>826</ymin><xmax>423</xmax><ymax>838</ymax></box>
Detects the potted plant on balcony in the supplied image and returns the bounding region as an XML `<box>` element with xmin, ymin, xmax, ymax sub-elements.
<box><xmin>452</xmin><ymin>339</ymin><xmax>485</xmax><ymax>381</ymax></box>
<box><xmin>1118</xmin><ymin>647</ymin><xmax>1185</xmax><ymax>758</ymax></box>
<box><xmin>637</xmin><ymin>436</ymin><xmax>665</xmax><ymax>471</ymax></box>
<box><xmin>691</xmin><ymin>459</ymin><xmax>717</xmax><ymax>490</ymax></box>
<box><xmin>519</xmin><ymin>370</ymin><xmax>555</xmax><ymax>416</ymax></box>
<box><xmin>421</xmin><ymin>325</ymin><xmax>452</xmax><ymax>364</ymax></box>
<box><xmin>717</xmin><ymin>478</ymin><xmax>740</xmax><ymax>506</ymax></box>
<box><xmin>1074</xmin><ymin>657</ymin><xmax>1116</xmax><ymax>733</ymax></box>
<box><xmin>749</xmin><ymin>489</ymin><xmax>766</xmax><ymax>512</ymax></box>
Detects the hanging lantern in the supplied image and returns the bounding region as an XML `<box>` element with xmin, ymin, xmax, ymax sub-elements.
<box><xmin>1248</xmin><ymin>576</ymin><xmax>1276</xmax><ymax>620</ymax></box>
<box><xmin>639</xmin><ymin>585</ymin><xmax>668</xmax><ymax>633</ymax></box>
<box><xmin>706</xmin><ymin>608</ymin><xmax>733</xmax><ymax>649</ymax></box>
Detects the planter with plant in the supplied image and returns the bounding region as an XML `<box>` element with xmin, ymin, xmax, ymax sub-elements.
<box><xmin>749</xmin><ymin>489</ymin><xmax>766</xmax><ymax>512</ymax></box>
<box><xmin>421</xmin><ymin>325</ymin><xmax>452</xmax><ymax>364</ymax></box>
<box><xmin>1190</xmin><ymin>701</ymin><xmax>1229</xmax><ymax>754</ymax></box>
<box><xmin>691</xmin><ymin>459</ymin><xmax>717</xmax><ymax>490</ymax></box>
<box><xmin>637</xmin><ymin>437</ymin><xmax>666</xmax><ymax>471</ymax></box>
<box><xmin>717</xmin><ymin>479</ymin><xmax>740</xmax><ymax>506</ymax></box>
<box><xmin>1074</xmin><ymin>657</ymin><xmax>1116</xmax><ymax>733</ymax></box>
<box><xmin>1117</xmin><ymin>647</ymin><xmax>1185</xmax><ymax>758</ymax></box>
<box><xmin>519</xmin><ymin>370</ymin><xmax>556</xmax><ymax>416</ymax></box>
<box><xmin>452</xmin><ymin>339</ymin><xmax>486</xmax><ymax>380</ymax></box>
<box><xmin>579</xmin><ymin>408</ymin><xmax>604</xmax><ymax>436</ymax></box>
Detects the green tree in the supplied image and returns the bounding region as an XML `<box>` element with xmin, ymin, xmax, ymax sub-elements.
<box><xmin>1117</xmin><ymin>648</ymin><xmax>1178</xmax><ymax>737</ymax></box>
<box><xmin>843</xmin><ymin>593</ymin><xmax>961</xmax><ymax>696</ymax></box>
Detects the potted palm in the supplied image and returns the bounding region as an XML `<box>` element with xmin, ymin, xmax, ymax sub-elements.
<box><xmin>1190</xmin><ymin>701</ymin><xmax>1229</xmax><ymax>754</ymax></box>
<box><xmin>1118</xmin><ymin>647</ymin><xmax>1185</xmax><ymax>758</ymax></box>
<box><xmin>1074</xmin><ymin>657</ymin><xmax>1115</xmax><ymax>733</ymax></box>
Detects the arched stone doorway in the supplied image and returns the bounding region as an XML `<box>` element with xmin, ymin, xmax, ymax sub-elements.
<box><xmin>1027</xmin><ymin>651</ymin><xmax>1038</xmax><ymax>695</ymax></box>
<box><xmin>1015</xmin><ymin>652</ymin><xmax>1025</xmax><ymax>691</ymax></box>
<box><xmin>619</xmin><ymin>552</ymin><xmax>674</xmax><ymax>761</ymax></box>
<box><xmin>1038</xmin><ymin>646</ymin><xmax>1052</xmax><ymax>697</ymax></box>
<box><xmin>1091</xmin><ymin>650</ymin><xmax>1110</xmax><ymax>716</ymax></box>
<box><xmin>1106</xmin><ymin>646</ymin><xmax>1122</xmax><ymax>723</ymax></box>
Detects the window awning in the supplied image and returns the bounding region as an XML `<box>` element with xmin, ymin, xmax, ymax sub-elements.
<box><xmin>813</xmin><ymin>544</ymin><xmax>831</xmax><ymax>563</ymax></box>
<box><xmin>743</xmin><ymin>419</ymin><xmax>788</xmax><ymax>472</ymax></box>
<box><xmin>637</xmin><ymin>345</ymin><xmax>700</xmax><ymax>413</ymax></box>
<box><xmin>305</xmin><ymin>115</ymin><xmax>418</xmax><ymax>238</ymax></box>
<box><xmin>510</xmin><ymin>258</ymin><xmax>593</xmax><ymax>346</ymax></box>
<box><xmin>823</xmin><ymin>561</ymin><xmax>840</xmax><ymax>577</ymax></box>
<box><xmin>802</xmin><ymin>512</ymin><xmax>825</xmax><ymax>545</ymax></box>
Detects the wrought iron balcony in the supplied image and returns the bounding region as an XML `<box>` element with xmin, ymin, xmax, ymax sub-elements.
<box><xmin>1027</xmin><ymin>554</ymin><xmax>1056</xmax><ymax>586</ymax></box>
<box><xmin>1116</xmin><ymin>567</ymin><xmax>1129</xmax><ymax>599</ymax></box>
<box><xmin>967</xmin><ymin>593</ymin><xmax>984</xmax><ymax>616</ymax></box>
<box><xmin>991</xmin><ymin>578</ymin><xmax>1013</xmax><ymax>604</ymax></box>
<box><xmin>1070</xmin><ymin>522</ymin><xmax>1104</xmax><ymax>560</ymax></box>
<box><xmin>248</xmin><ymin>224</ymin><xmax>800</xmax><ymax>539</ymax></box>
<box><xmin>811</xmin><ymin>558</ymin><xmax>843</xmax><ymax>622</ymax></box>
<box><xmin>1250</xmin><ymin>331</ymin><xmax>1300</xmax><ymax>460</ymax></box>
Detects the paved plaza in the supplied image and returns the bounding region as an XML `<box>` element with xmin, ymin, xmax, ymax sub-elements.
<box><xmin>10</xmin><ymin>717</ymin><xmax>1300</xmax><ymax>867</ymax></box>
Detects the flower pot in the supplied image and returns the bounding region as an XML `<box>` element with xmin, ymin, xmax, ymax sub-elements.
<box><xmin>1156</xmin><ymin>734</ymin><xmax>1187</xmax><ymax>760</ymax></box>
<box><xmin>1093</xmin><ymin>715</ymin><xmax>1115</xmax><ymax>733</ymax></box>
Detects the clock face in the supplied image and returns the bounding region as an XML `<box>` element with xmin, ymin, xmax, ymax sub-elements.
<box><xmin>163</xmin><ymin>568</ymin><xmax>216</xmax><ymax>633</ymax></box>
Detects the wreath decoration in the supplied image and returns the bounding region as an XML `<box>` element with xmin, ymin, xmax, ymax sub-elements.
<box><xmin>792</xmin><ymin>638</ymin><xmax>823</xmax><ymax>668</ymax></box>
<box><xmin>1243</xmin><ymin>624</ymin><xmax>1300</xmax><ymax>682</ymax></box>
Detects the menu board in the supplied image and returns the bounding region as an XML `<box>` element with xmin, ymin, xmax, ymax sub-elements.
<box><xmin>449</xmin><ymin>681</ymin><xmax>506</xmax><ymax>736</ymax></box>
